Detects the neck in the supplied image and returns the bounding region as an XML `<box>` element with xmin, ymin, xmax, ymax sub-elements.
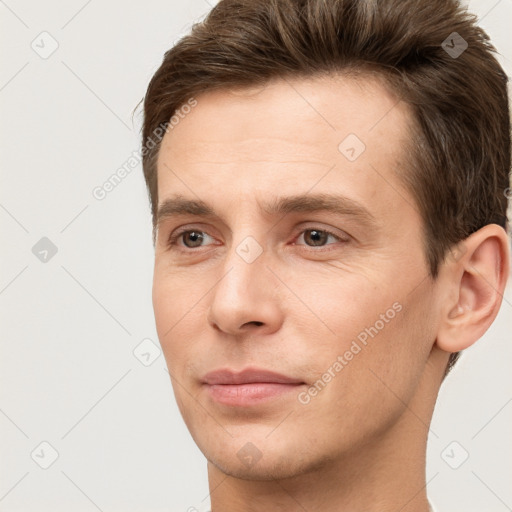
<box><xmin>207</xmin><ymin>424</ymin><xmax>430</xmax><ymax>512</ymax></box>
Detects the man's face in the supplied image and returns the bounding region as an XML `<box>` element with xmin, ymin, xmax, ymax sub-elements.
<box><xmin>152</xmin><ymin>75</ymin><xmax>443</xmax><ymax>479</ymax></box>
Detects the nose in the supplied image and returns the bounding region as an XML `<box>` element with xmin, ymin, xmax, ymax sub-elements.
<box><xmin>207</xmin><ymin>241</ymin><xmax>283</xmax><ymax>337</ymax></box>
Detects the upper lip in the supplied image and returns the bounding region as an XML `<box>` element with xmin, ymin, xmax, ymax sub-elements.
<box><xmin>202</xmin><ymin>367</ymin><xmax>304</xmax><ymax>385</ymax></box>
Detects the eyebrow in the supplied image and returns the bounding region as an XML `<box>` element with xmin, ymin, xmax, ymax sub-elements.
<box><xmin>156</xmin><ymin>193</ymin><xmax>377</xmax><ymax>229</ymax></box>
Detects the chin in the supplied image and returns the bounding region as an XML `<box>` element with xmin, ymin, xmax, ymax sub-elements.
<box><xmin>201</xmin><ymin>433</ymin><xmax>333</xmax><ymax>482</ymax></box>
<box><xmin>207</xmin><ymin>452</ymin><xmax>315</xmax><ymax>481</ymax></box>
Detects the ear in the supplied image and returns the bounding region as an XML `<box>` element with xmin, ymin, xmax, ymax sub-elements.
<box><xmin>436</xmin><ymin>224</ymin><xmax>511</xmax><ymax>354</ymax></box>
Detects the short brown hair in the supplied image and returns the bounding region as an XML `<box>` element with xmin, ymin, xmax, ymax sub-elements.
<box><xmin>139</xmin><ymin>0</ymin><xmax>511</xmax><ymax>371</ymax></box>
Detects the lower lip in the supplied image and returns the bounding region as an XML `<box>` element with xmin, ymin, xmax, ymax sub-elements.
<box><xmin>205</xmin><ymin>382</ymin><xmax>304</xmax><ymax>406</ymax></box>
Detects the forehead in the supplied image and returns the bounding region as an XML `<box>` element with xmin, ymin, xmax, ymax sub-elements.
<box><xmin>156</xmin><ymin>74</ymin><xmax>416</xmax><ymax>219</ymax></box>
<box><xmin>158</xmin><ymin>73</ymin><xmax>411</xmax><ymax>165</ymax></box>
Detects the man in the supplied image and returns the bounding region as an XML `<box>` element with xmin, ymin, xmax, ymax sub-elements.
<box><xmin>139</xmin><ymin>0</ymin><xmax>510</xmax><ymax>510</ymax></box>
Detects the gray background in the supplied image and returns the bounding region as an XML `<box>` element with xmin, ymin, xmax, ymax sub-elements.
<box><xmin>0</xmin><ymin>0</ymin><xmax>510</xmax><ymax>511</ymax></box>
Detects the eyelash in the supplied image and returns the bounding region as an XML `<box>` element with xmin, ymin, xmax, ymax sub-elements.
<box><xmin>166</xmin><ymin>227</ymin><xmax>348</xmax><ymax>252</ymax></box>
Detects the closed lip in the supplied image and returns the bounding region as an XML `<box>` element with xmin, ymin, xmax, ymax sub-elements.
<box><xmin>201</xmin><ymin>367</ymin><xmax>305</xmax><ymax>385</ymax></box>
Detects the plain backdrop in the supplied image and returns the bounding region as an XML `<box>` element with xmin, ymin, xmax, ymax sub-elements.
<box><xmin>0</xmin><ymin>0</ymin><xmax>511</xmax><ymax>511</ymax></box>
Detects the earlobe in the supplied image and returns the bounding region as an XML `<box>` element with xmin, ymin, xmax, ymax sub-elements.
<box><xmin>436</xmin><ymin>224</ymin><xmax>510</xmax><ymax>354</ymax></box>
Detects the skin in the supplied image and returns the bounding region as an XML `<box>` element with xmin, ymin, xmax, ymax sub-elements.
<box><xmin>152</xmin><ymin>74</ymin><xmax>510</xmax><ymax>511</ymax></box>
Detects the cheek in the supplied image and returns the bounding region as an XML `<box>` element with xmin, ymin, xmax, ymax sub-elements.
<box><xmin>152</xmin><ymin>272</ymin><xmax>193</xmax><ymax>365</ymax></box>
<box><xmin>289</xmin><ymin>271</ymin><xmax>401</xmax><ymax>350</ymax></box>
<box><xmin>152</xmin><ymin>277</ymin><xmax>172</xmax><ymax>350</ymax></box>
<box><xmin>297</xmin><ymin>275</ymin><xmax>435</xmax><ymax>410</ymax></box>
<box><xmin>152</xmin><ymin>268</ymin><xmax>214</xmax><ymax>384</ymax></box>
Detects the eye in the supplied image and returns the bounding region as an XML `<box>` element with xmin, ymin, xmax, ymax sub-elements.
<box><xmin>294</xmin><ymin>228</ymin><xmax>347</xmax><ymax>249</ymax></box>
<box><xmin>166</xmin><ymin>226</ymin><xmax>348</xmax><ymax>253</ymax></box>
<box><xmin>167</xmin><ymin>229</ymin><xmax>216</xmax><ymax>250</ymax></box>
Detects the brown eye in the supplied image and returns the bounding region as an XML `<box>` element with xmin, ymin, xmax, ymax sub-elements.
<box><xmin>296</xmin><ymin>228</ymin><xmax>344</xmax><ymax>248</ymax></box>
<box><xmin>181</xmin><ymin>231</ymin><xmax>205</xmax><ymax>248</ymax></box>
<box><xmin>167</xmin><ymin>229</ymin><xmax>214</xmax><ymax>250</ymax></box>
<box><xmin>303</xmin><ymin>229</ymin><xmax>330</xmax><ymax>246</ymax></box>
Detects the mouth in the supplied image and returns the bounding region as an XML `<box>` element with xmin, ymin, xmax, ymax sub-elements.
<box><xmin>201</xmin><ymin>367</ymin><xmax>306</xmax><ymax>407</ymax></box>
